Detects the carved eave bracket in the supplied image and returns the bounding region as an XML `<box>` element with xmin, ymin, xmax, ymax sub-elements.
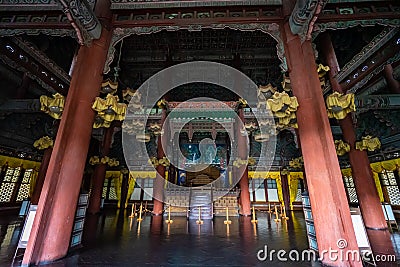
<box><xmin>289</xmin><ymin>0</ymin><xmax>328</xmax><ymax>41</ymax></box>
<box><xmin>57</xmin><ymin>0</ymin><xmax>102</xmax><ymax>46</ymax></box>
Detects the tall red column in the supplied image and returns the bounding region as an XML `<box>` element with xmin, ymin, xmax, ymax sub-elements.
<box><xmin>321</xmin><ymin>33</ymin><xmax>395</xmax><ymax>263</ymax></box>
<box><xmin>22</xmin><ymin>4</ymin><xmax>113</xmax><ymax>265</ymax></box>
<box><xmin>280</xmin><ymin>173</ymin><xmax>290</xmax><ymax>211</ymax></box>
<box><xmin>281</xmin><ymin>23</ymin><xmax>360</xmax><ymax>266</ymax></box>
<box><xmin>30</xmin><ymin>147</ymin><xmax>52</xmax><ymax>205</ymax></box>
<box><xmin>152</xmin><ymin>109</ymin><xmax>167</xmax><ymax>215</ymax></box>
<box><xmin>383</xmin><ymin>64</ymin><xmax>400</xmax><ymax>93</ymax></box>
<box><xmin>87</xmin><ymin>126</ymin><xmax>114</xmax><ymax>214</ymax></box>
<box><xmin>238</xmin><ymin>109</ymin><xmax>251</xmax><ymax>216</ymax></box>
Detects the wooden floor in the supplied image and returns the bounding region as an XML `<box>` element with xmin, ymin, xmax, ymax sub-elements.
<box><xmin>1</xmin><ymin>209</ymin><xmax>400</xmax><ymax>266</ymax></box>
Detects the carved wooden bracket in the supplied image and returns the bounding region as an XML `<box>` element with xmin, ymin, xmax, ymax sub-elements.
<box><xmin>57</xmin><ymin>0</ymin><xmax>102</xmax><ymax>45</ymax></box>
<box><xmin>289</xmin><ymin>0</ymin><xmax>328</xmax><ymax>41</ymax></box>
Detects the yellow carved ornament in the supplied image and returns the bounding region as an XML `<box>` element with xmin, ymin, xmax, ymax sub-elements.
<box><xmin>326</xmin><ymin>92</ymin><xmax>356</xmax><ymax>120</ymax></box>
<box><xmin>40</xmin><ymin>93</ymin><xmax>65</xmax><ymax>119</ymax></box>
<box><xmin>122</xmin><ymin>119</ymin><xmax>145</xmax><ymax>135</ymax></box>
<box><xmin>237</xmin><ymin>98</ymin><xmax>248</xmax><ymax>108</ymax></box>
<box><xmin>355</xmin><ymin>136</ymin><xmax>381</xmax><ymax>152</ymax></box>
<box><xmin>148</xmin><ymin>157</ymin><xmax>170</xmax><ymax>167</ymax></box>
<box><xmin>289</xmin><ymin>156</ymin><xmax>303</xmax><ymax>169</ymax></box>
<box><xmin>124</xmin><ymin>89</ymin><xmax>143</xmax><ymax>111</ymax></box>
<box><xmin>89</xmin><ymin>156</ymin><xmax>100</xmax><ymax>165</ymax></box>
<box><xmin>248</xmin><ymin>157</ymin><xmax>256</xmax><ymax>166</ymax></box>
<box><xmin>257</xmin><ymin>84</ymin><xmax>277</xmax><ymax>109</ymax></box>
<box><xmin>157</xmin><ymin>99</ymin><xmax>168</xmax><ymax>109</ymax></box>
<box><xmin>100</xmin><ymin>79</ymin><xmax>118</xmax><ymax>95</ymax></box>
<box><xmin>233</xmin><ymin>158</ymin><xmax>249</xmax><ymax>168</ymax></box>
<box><xmin>266</xmin><ymin>92</ymin><xmax>299</xmax><ymax>129</ymax></box>
<box><xmin>33</xmin><ymin>136</ymin><xmax>54</xmax><ymax>150</ymax></box>
<box><xmin>317</xmin><ymin>64</ymin><xmax>330</xmax><ymax>78</ymax></box>
<box><xmin>92</xmin><ymin>94</ymin><xmax>127</xmax><ymax>128</ymax></box>
<box><xmin>108</xmin><ymin>158</ymin><xmax>119</xmax><ymax>167</ymax></box>
<box><xmin>281</xmin><ymin>76</ymin><xmax>291</xmax><ymax>92</ymax></box>
<box><xmin>334</xmin><ymin>140</ymin><xmax>350</xmax><ymax>156</ymax></box>
<box><xmin>89</xmin><ymin>156</ymin><xmax>119</xmax><ymax>167</ymax></box>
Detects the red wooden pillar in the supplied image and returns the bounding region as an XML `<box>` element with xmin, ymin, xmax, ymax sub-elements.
<box><xmin>30</xmin><ymin>147</ymin><xmax>52</xmax><ymax>205</ymax></box>
<box><xmin>22</xmin><ymin>4</ymin><xmax>113</xmax><ymax>265</ymax></box>
<box><xmin>119</xmin><ymin>171</ymin><xmax>129</xmax><ymax>210</ymax></box>
<box><xmin>281</xmin><ymin>23</ymin><xmax>360</xmax><ymax>266</ymax></box>
<box><xmin>280</xmin><ymin>173</ymin><xmax>290</xmax><ymax>211</ymax></box>
<box><xmin>152</xmin><ymin>109</ymin><xmax>167</xmax><ymax>215</ymax></box>
<box><xmin>383</xmin><ymin>64</ymin><xmax>400</xmax><ymax>93</ymax></box>
<box><xmin>238</xmin><ymin>109</ymin><xmax>251</xmax><ymax>216</ymax></box>
<box><xmin>321</xmin><ymin>32</ymin><xmax>395</xmax><ymax>262</ymax></box>
<box><xmin>87</xmin><ymin>126</ymin><xmax>114</xmax><ymax>214</ymax></box>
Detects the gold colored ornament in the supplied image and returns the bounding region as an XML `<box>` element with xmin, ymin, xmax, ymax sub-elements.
<box><xmin>40</xmin><ymin>93</ymin><xmax>65</xmax><ymax>119</ymax></box>
<box><xmin>89</xmin><ymin>156</ymin><xmax>100</xmax><ymax>165</ymax></box>
<box><xmin>355</xmin><ymin>136</ymin><xmax>381</xmax><ymax>152</ymax></box>
<box><xmin>289</xmin><ymin>156</ymin><xmax>303</xmax><ymax>169</ymax></box>
<box><xmin>92</xmin><ymin>94</ymin><xmax>127</xmax><ymax>128</ymax></box>
<box><xmin>335</xmin><ymin>140</ymin><xmax>350</xmax><ymax>156</ymax></box>
<box><xmin>237</xmin><ymin>98</ymin><xmax>248</xmax><ymax>108</ymax></box>
<box><xmin>33</xmin><ymin>136</ymin><xmax>54</xmax><ymax>150</ymax></box>
<box><xmin>136</xmin><ymin>133</ymin><xmax>151</xmax><ymax>142</ymax></box>
<box><xmin>326</xmin><ymin>92</ymin><xmax>356</xmax><ymax>120</ymax></box>
<box><xmin>317</xmin><ymin>64</ymin><xmax>330</xmax><ymax>78</ymax></box>
<box><xmin>281</xmin><ymin>76</ymin><xmax>291</xmax><ymax>92</ymax></box>
<box><xmin>100</xmin><ymin>79</ymin><xmax>118</xmax><ymax>95</ymax></box>
<box><xmin>157</xmin><ymin>99</ymin><xmax>168</xmax><ymax>109</ymax></box>
<box><xmin>248</xmin><ymin>157</ymin><xmax>256</xmax><ymax>166</ymax></box>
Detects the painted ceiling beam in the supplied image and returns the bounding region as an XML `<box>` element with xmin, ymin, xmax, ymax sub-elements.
<box><xmin>358</xmin><ymin>64</ymin><xmax>400</xmax><ymax>97</ymax></box>
<box><xmin>289</xmin><ymin>0</ymin><xmax>328</xmax><ymax>41</ymax></box>
<box><xmin>0</xmin><ymin>0</ymin><xmax>61</xmax><ymax>11</ymax></box>
<box><xmin>355</xmin><ymin>94</ymin><xmax>400</xmax><ymax>114</ymax></box>
<box><xmin>323</xmin><ymin>27</ymin><xmax>400</xmax><ymax>94</ymax></box>
<box><xmin>0</xmin><ymin>99</ymin><xmax>41</xmax><ymax>113</ymax></box>
<box><xmin>111</xmin><ymin>0</ymin><xmax>282</xmax><ymax>10</ymax></box>
<box><xmin>0</xmin><ymin>37</ymin><xmax>70</xmax><ymax>95</ymax></box>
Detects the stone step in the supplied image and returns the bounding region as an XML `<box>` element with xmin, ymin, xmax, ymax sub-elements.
<box><xmin>189</xmin><ymin>206</ymin><xmax>213</xmax><ymax>220</ymax></box>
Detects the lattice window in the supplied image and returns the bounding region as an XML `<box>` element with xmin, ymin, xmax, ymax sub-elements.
<box><xmin>108</xmin><ymin>179</ymin><xmax>117</xmax><ymax>200</ymax></box>
<box><xmin>253</xmin><ymin>179</ymin><xmax>265</xmax><ymax>189</ymax></box>
<box><xmin>0</xmin><ymin>182</ymin><xmax>15</xmax><ymax>202</ymax></box>
<box><xmin>387</xmin><ymin>186</ymin><xmax>400</xmax><ymax>205</ymax></box>
<box><xmin>102</xmin><ymin>178</ymin><xmax>108</xmax><ymax>198</ymax></box>
<box><xmin>143</xmin><ymin>179</ymin><xmax>154</xmax><ymax>188</ymax></box>
<box><xmin>343</xmin><ymin>176</ymin><xmax>358</xmax><ymax>203</ymax></box>
<box><xmin>296</xmin><ymin>190</ymin><xmax>302</xmax><ymax>201</ymax></box>
<box><xmin>3</xmin><ymin>167</ymin><xmax>20</xmax><ymax>182</ymax></box>
<box><xmin>266</xmin><ymin>179</ymin><xmax>277</xmax><ymax>189</ymax></box>
<box><xmin>16</xmin><ymin>169</ymin><xmax>32</xmax><ymax>201</ymax></box>
<box><xmin>380</xmin><ymin>171</ymin><xmax>400</xmax><ymax>205</ymax></box>
<box><xmin>16</xmin><ymin>184</ymin><xmax>30</xmax><ymax>201</ymax></box>
<box><xmin>0</xmin><ymin>167</ymin><xmax>22</xmax><ymax>202</ymax></box>
<box><xmin>347</xmin><ymin>188</ymin><xmax>358</xmax><ymax>203</ymax></box>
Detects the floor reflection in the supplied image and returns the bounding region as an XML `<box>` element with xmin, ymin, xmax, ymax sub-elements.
<box><xmin>2</xmin><ymin>210</ymin><xmax>400</xmax><ymax>266</ymax></box>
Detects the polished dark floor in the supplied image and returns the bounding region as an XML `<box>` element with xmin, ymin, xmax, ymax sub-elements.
<box><xmin>1</xmin><ymin>209</ymin><xmax>400</xmax><ymax>266</ymax></box>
